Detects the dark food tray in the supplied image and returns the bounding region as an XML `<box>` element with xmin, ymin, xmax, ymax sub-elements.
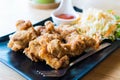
<box><xmin>0</xmin><ymin>7</ymin><xmax>120</xmax><ymax>80</ymax></box>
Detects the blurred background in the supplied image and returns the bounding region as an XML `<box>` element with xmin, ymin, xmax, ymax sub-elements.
<box><xmin>0</xmin><ymin>0</ymin><xmax>120</xmax><ymax>37</ymax></box>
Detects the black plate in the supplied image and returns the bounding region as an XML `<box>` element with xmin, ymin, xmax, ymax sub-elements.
<box><xmin>0</xmin><ymin>7</ymin><xmax>120</xmax><ymax>80</ymax></box>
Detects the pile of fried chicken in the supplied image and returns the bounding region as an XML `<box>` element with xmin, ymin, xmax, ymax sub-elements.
<box><xmin>8</xmin><ymin>20</ymin><xmax>99</xmax><ymax>69</ymax></box>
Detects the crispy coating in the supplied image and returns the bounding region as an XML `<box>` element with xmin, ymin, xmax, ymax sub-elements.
<box><xmin>24</xmin><ymin>37</ymin><xmax>69</xmax><ymax>69</ymax></box>
<box><xmin>7</xmin><ymin>20</ymin><xmax>38</xmax><ymax>51</ymax></box>
<box><xmin>23</xmin><ymin>21</ymin><xmax>97</xmax><ymax>69</ymax></box>
<box><xmin>8</xmin><ymin>20</ymin><xmax>98</xmax><ymax>69</ymax></box>
<box><xmin>16</xmin><ymin>20</ymin><xmax>32</xmax><ymax>30</ymax></box>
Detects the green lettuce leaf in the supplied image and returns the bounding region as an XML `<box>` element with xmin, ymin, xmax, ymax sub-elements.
<box><xmin>114</xmin><ymin>15</ymin><xmax>120</xmax><ymax>21</ymax></box>
<box><xmin>115</xmin><ymin>24</ymin><xmax>120</xmax><ymax>38</ymax></box>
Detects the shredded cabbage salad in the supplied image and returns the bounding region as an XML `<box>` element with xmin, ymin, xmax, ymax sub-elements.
<box><xmin>74</xmin><ymin>8</ymin><xmax>120</xmax><ymax>41</ymax></box>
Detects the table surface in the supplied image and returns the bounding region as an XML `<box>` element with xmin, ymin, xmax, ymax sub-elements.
<box><xmin>0</xmin><ymin>0</ymin><xmax>120</xmax><ymax>80</ymax></box>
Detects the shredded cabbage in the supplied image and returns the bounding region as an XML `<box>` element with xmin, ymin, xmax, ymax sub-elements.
<box><xmin>115</xmin><ymin>23</ymin><xmax>120</xmax><ymax>39</ymax></box>
<box><xmin>74</xmin><ymin>8</ymin><xmax>120</xmax><ymax>41</ymax></box>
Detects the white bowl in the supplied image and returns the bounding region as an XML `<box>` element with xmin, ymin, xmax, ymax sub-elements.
<box><xmin>51</xmin><ymin>0</ymin><xmax>79</xmax><ymax>25</ymax></box>
<box><xmin>51</xmin><ymin>11</ymin><xmax>79</xmax><ymax>25</ymax></box>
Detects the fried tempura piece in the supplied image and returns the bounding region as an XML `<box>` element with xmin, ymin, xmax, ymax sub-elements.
<box><xmin>8</xmin><ymin>20</ymin><xmax>38</xmax><ymax>51</ymax></box>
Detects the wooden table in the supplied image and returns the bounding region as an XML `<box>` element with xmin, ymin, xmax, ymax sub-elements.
<box><xmin>0</xmin><ymin>0</ymin><xmax>120</xmax><ymax>80</ymax></box>
<box><xmin>82</xmin><ymin>48</ymin><xmax>120</xmax><ymax>80</ymax></box>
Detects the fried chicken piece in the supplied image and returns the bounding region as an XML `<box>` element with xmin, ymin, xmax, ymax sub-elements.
<box><xmin>55</xmin><ymin>24</ymin><xmax>76</xmax><ymax>38</ymax></box>
<box><xmin>35</xmin><ymin>21</ymin><xmax>55</xmax><ymax>35</ymax></box>
<box><xmin>24</xmin><ymin>32</ymin><xmax>62</xmax><ymax>61</ymax></box>
<box><xmin>8</xmin><ymin>20</ymin><xmax>38</xmax><ymax>51</ymax></box>
<box><xmin>24</xmin><ymin>22</ymin><xmax>97</xmax><ymax>69</ymax></box>
<box><xmin>24</xmin><ymin>35</ymin><xmax>69</xmax><ymax>69</ymax></box>
<box><xmin>65</xmin><ymin>31</ymin><xmax>96</xmax><ymax>57</ymax></box>
<box><xmin>24</xmin><ymin>21</ymin><xmax>70</xmax><ymax>69</ymax></box>
<box><xmin>47</xmin><ymin>39</ymin><xmax>67</xmax><ymax>58</ymax></box>
<box><xmin>8</xmin><ymin>20</ymin><xmax>99</xmax><ymax>69</ymax></box>
<box><xmin>45</xmin><ymin>21</ymin><xmax>55</xmax><ymax>33</ymax></box>
<box><xmin>16</xmin><ymin>20</ymin><xmax>32</xmax><ymax>30</ymax></box>
<box><xmin>40</xmin><ymin>50</ymin><xmax>69</xmax><ymax>69</ymax></box>
<box><xmin>23</xmin><ymin>37</ymin><xmax>42</xmax><ymax>62</ymax></box>
<box><xmin>55</xmin><ymin>25</ymin><xmax>97</xmax><ymax>57</ymax></box>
